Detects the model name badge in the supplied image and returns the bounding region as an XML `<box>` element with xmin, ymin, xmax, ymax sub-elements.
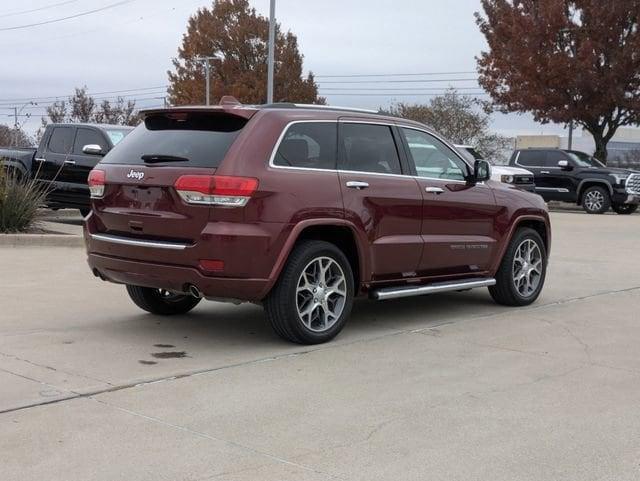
<box><xmin>451</xmin><ymin>244</ymin><xmax>489</xmax><ymax>250</ymax></box>
<box><xmin>126</xmin><ymin>170</ymin><xmax>144</xmax><ymax>180</ymax></box>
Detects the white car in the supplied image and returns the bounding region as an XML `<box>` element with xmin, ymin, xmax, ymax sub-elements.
<box><xmin>455</xmin><ymin>145</ymin><xmax>536</xmax><ymax>192</ymax></box>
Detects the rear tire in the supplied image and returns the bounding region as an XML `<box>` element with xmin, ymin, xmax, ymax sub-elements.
<box><xmin>612</xmin><ymin>203</ymin><xmax>638</xmax><ymax>215</ymax></box>
<box><xmin>264</xmin><ymin>240</ymin><xmax>354</xmax><ymax>344</ymax></box>
<box><xmin>581</xmin><ymin>186</ymin><xmax>610</xmax><ymax>214</ymax></box>
<box><xmin>125</xmin><ymin>285</ymin><xmax>201</xmax><ymax>315</ymax></box>
<box><xmin>489</xmin><ymin>228</ymin><xmax>547</xmax><ymax>306</ymax></box>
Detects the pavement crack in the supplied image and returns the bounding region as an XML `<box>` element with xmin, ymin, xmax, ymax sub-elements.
<box><xmin>89</xmin><ymin>396</ymin><xmax>347</xmax><ymax>481</ymax></box>
<box><xmin>0</xmin><ymin>350</ymin><xmax>114</xmax><ymax>387</ymax></box>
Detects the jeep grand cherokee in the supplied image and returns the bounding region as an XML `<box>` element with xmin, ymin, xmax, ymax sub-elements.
<box><xmin>84</xmin><ymin>100</ymin><xmax>551</xmax><ymax>344</ymax></box>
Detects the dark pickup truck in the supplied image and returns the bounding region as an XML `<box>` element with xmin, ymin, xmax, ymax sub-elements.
<box><xmin>509</xmin><ymin>148</ymin><xmax>640</xmax><ymax>214</ymax></box>
<box><xmin>0</xmin><ymin>123</ymin><xmax>132</xmax><ymax>215</ymax></box>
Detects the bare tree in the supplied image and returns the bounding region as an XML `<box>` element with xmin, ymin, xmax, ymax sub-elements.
<box><xmin>385</xmin><ymin>90</ymin><xmax>512</xmax><ymax>162</ymax></box>
<box><xmin>0</xmin><ymin>124</ymin><xmax>32</xmax><ymax>148</ymax></box>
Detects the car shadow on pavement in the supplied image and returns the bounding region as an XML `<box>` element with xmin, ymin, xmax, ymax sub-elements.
<box><xmin>116</xmin><ymin>290</ymin><xmax>501</xmax><ymax>348</ymax></box>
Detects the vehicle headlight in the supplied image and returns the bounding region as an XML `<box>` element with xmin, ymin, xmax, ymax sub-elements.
<box><xmin>501</xmin><ymin>175</ymin><xmax>515</xmax><ymax>184</ymax></box>
<box><xmin>611</xmin><ymin>174</ymin><xmax>629</xmax><ymax>185</ymax></box>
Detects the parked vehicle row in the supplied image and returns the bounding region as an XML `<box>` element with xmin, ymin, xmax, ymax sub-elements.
<box><xmin>0</xmin><ymin>123</ymin><xmax>132</xmax><ymax>215</ymax></box>
<box><xmin>510</xmin><ymin>148</ymin><xmax>640</xmax><ymax>215</ymax></box>
<box><xmin>83</xmin><ymin>101</ymin><xmax>551</xmax><ymax>344</ymax></box>
<box><xmin>455</xmin><ymin>145</ymin><xmax>536</xmax><ymax>192</ymax></box>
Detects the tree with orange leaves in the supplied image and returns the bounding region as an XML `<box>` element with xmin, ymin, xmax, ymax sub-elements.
<box><xmin>476</xmin><ymin>0</ymin><xmax>640</xmax><ymax>162</ymax></box>
<box><xmin>168</xmin><ymin>0</ymin><xmax>323</xmax><ymax>106</ymax></box>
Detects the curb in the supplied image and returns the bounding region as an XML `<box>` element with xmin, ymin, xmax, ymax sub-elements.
<box><xmin>0</xmin><ymin>233</ymin><xmax>85</xmax><ymax>247</ymax></box>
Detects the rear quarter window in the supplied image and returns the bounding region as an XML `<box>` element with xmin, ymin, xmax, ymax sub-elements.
<box><xmin>101</xmin><ymin>113</ymin><xmax>247</xmax><ymax>168</ymax></box>
<box><xmin>273</xmin><ymin>122</ymin><xmax>337</xmax><ymax>170</ymax></box>
<box><xmin>48</xmin><ymin>127</ymin><xmax>74</xmax><ymax>154</ymax></box>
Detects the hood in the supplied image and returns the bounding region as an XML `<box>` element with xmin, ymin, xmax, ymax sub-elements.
<box><xmin>594</xmin><ymin>167</ymin><xmax>640</xmax><ymax>176</ymax></box>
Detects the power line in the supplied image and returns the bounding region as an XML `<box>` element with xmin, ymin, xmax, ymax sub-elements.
<box><xmin>0</xmin><ymin>0</ymin><xmax>138</xmax><ymax>31</ymax></box>
<box><xmin>317</xmin><ymin>78</ymin><xmax>479</xmax><ymax>84</ymax></box>
<box><xmin>0</xmin><ymin>0</ymin><xmax>80</xmax><ymax>18</ymax></box>
<box><xmin>1</xmin><ymin>94</ymin><xmax>167</xmax><ymax>110</ymax></box>
<box><xmin>315</xmin><ymin>71</ymin><xmax>477</xmax><ymax>78</ymax></box>
<box><xmin>321</xmin><ymin>93</ymin><xmax>490</xmax><ymax>97</ymax></box>
<box><xmin>0</xmin><ymin>86</ymin><xmax>167</xmax><ymax>104</ymax></box>
<box><xmin>319</xmin><ymin>87</ymin><xmax>484</xmax><ymax>91</ymax></box>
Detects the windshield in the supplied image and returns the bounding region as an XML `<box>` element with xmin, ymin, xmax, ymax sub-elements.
<box><xmin>567</xmin><ymin>151</ymin><xmax>604</xmax><ymax>168</ymax></box>
<box><xmin>101</xmin><ymin>113</ymin><xmax>247</xmax><ymax>167</ymax></box>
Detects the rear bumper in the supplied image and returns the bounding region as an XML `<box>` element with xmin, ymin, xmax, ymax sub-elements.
<box><xmin>88</xmin><ymin>252</ymin><xmax>270</xmax><ymax>302</ymax></box>
<box><xmin>83</xmin><ymin>212</ymin><xmax>287</xmax><ymax>301</ymax></box>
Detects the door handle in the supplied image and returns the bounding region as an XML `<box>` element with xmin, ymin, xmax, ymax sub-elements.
<box><xmin>63</xmin><ymin>160</ymin><xmax>76</xmax><ymax>165</ymax></box>
<box><xmin>34</xmin><ymin>157</ymin><xmax>46</xmax><ymax>163</ymax></box>
<box><xmin>346</xmin><ymin>181</ymin><xmax>369</xmax><ymax>189</ymax></box>
<box><xmin>425</xmin><ymin>187</ymin><xmax>444</xmax><ymax>194</ymax></box>
<box><xmin>540</xmin><ymin>170</ymin><xmax>550</xmax><ymax>174</ymax></box>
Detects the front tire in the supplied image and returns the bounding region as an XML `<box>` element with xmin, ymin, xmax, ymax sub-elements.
<box><xmin>264</xmin><ymin>240</ymin><xmax>354</xmax><ymax>344</ymax></box>
<box><xmin>489</xmin><ymin>228</ymin><xmax>547</xmax><ymax>306</ymax></box>
<box><xmin>126</xmin><ymin>285</ymin><xmax>201</xmax><ymax>315</ymax></box>
<box><xmin>612</xmin><ymin>203</ymin><xmax>638</xmax><ymax>215</ymax></box>
<box><xmin>581</xmin><ymin>186</ymin><xmax>610</xmax><ymax>214</ymax></box>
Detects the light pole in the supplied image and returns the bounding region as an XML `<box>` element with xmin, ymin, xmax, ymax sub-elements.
<box><xmin>194</xmin><ymin>55</ymin><xmax>220</xmax><ymax>105</ymax></box>
<box><xmin>267</xmin><ymin>0</ymin><xmax>276</xmax><ymax>104</ymax></box>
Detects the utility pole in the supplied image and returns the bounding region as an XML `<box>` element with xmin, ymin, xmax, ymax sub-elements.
<box><xmin>13</xmin><ymin>107</ymin><xmax>18</xmax><ymax>147</ymax></box>
<box><xmin>267</xmin><ymin>0</ymin><xmax>276</xmax><ymax>104</ymax></box>
<box><xmin>568</xmin><ymin>121</ymin><xmax>574</xmax><ymax>150</ymax></box>
<box><xmin>194</xmin><ymin>56</ymin><xmax>219</xmax><ymax>105</ymax></box>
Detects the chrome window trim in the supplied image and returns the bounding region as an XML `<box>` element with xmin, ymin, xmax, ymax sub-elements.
<box><xmin>267</xmin><ymin>119</ymin><xmax>477</xmax><ymax>186</ymax></box>
<box><xmin>90</xmin><ymin>233</ymin><xmax>189</xmax><ymax>250</ymax></box>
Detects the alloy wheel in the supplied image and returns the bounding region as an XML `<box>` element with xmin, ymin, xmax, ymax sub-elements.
<box><xmin>512</xmin><ymin>239</ymin><xmax>543</xmax><ymax>298</ymax></box>
<box><xmin>296</xmin><ymin>256</ymin><xmax>347</xmax><ymax>333</ymax></box>
<box><xmin>584</xmin><ymin>190</ymin><xmax>605</xmax><ymax>212</ymax></box>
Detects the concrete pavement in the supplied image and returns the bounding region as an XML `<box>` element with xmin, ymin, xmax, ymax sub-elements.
<box><xmin>1</xmin><ymin>212</ymin><xmax>640</xmax><ymax>480</ymax></box>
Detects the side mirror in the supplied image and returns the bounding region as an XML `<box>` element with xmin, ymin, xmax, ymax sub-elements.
<box><xmin>470</xmin><ymin>159</ymin><xmax>491</xmax><ymax>183</ymax></box>
<box><xmin>82</xmin><ymin>144</ymin><xmax>104</xmax><ymax>156</ymax></box>
<box><xmin>558</xmin><ymin>160</ymin><xmax>571</xmax><ymax>170</ymax></box>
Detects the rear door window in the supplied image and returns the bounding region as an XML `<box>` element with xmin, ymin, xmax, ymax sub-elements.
<box><xmin>338</xmin><ymin>123</ymin><xmax>402</xmax><ymax>174</ymax></box>
<box><xmin>73</xmin><ymin>128</ymin><xmax>108</xmax><ymax>155</ymax></box>
<box><xmin>48</xmin><ymin>127</ymin><xmax>74</xmax><ymax>154</ymax></box>
<box><xmin>102</xmin><ymin>113</ymin><xmax>247</xmax><ymax>167</ymax></box>
<box><xmin>517</xmin><ymin>151</ymin><xmax>546</xmax><ymax>167</ymax></box>
<box><xmin>273</xmin><ymin>122</ymin><xmax>337</xmax><ymax>169</ymax></box>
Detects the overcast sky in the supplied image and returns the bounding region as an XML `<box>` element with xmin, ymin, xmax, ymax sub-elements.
<box><xmin>1</xmin><ymin>0</ymin><xmax>570</xmax><ymax>138</ymax></box>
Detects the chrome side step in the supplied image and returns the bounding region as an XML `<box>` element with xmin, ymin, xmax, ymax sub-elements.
<box><xmin>371</xmin><ymin>278</ymin><xmax>496</xmax><ymax>301</ymax></box>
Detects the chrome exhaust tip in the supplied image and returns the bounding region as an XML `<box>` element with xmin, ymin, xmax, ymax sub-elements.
<box><xmin>187</xmin><ymin>284</ymin><xmax>203</xmax><ymax>298</ymax></box>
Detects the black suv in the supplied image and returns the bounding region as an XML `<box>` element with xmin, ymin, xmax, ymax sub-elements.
<box><xmin>509</xmin><ymin>149</ymin><xmax>640</xmax><ymax>214</ymax></box>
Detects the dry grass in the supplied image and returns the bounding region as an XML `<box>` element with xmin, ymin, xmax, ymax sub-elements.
<box><xmin>0</xmin><ymin>168</ymin><xmax>49</xmax><ymax>233</ymax></box>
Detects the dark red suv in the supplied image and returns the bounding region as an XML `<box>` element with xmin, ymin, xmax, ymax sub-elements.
<box><xmin>84</xmin><ymin>101</ymin><xmax>551</xmax><ymax>344</ymax></box>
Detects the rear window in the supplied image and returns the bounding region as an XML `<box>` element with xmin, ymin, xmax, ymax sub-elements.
<box><xmin>101</xmin><ymin>113</ymin><xmax>247</xmax><ymax>167</ymax></box>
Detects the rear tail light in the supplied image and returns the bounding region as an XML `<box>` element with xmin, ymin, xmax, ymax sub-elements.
<box><xmin>88</xmin><ymin>169</ymin><xmax>106</xmax><ymax>198</ymax></box>
<box><xmin>174</xmin><ymin>175</ymin><xmax>258</xmax><ymax>207</ymax></box>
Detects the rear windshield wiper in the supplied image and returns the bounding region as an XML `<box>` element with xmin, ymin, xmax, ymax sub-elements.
<box><xmin>141</xmin><ymin>154</ymin><xmax>189</xmax><ymax>164</ymax></box>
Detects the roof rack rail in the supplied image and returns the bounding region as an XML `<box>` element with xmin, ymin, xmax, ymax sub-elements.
<box><xmin>261</xmin><ymin>103</ymin><xmax>379</xmax><ymax>114</ymax></box>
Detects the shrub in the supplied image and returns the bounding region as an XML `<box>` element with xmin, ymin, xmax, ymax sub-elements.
<box><xmin>0</xmin><ymin>168</ymin><xmax>49</xmax><ymax>233</ymax></box>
